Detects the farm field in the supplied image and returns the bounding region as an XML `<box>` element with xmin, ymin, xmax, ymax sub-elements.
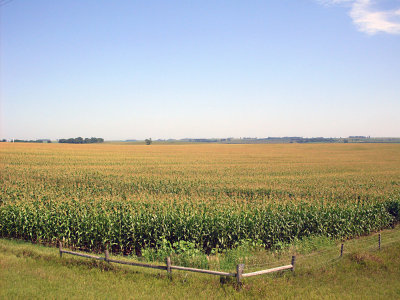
<box><xmin>1</xmin><ymin>143</ymin><xmax>400</xmax><ymax>259</ymax></box>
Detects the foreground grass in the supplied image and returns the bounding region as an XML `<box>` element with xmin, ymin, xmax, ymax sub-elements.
<box><xmin>1</xmin><ymin>227</ymin><xmax>400</xmax><ymax>299</ymax></box>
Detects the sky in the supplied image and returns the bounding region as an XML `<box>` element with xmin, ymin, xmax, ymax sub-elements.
<box><xmin>1</xmin><ymin>0</ymin><xmax>399</xmax><ymax>140</ymax></box>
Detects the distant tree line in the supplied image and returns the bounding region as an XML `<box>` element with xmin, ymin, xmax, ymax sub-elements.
<box><xmin>58</xmin><ymin>137</ymin><xmax>104</xmax><ymax>144</ymax></box>
<box><xmin>295</xmin><ymin>137</ymin><xmax>337</xmax><ymax>143</ymax></box>
<box><xmin>14</xmin><ymin>139</ymin><xmax>51</xmax><ymax>143</ymax></box>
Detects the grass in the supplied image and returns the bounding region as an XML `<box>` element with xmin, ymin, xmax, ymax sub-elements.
<box><xmin>1</xmin><ymin>226</ymin><xmax>400</xmax><ymax>299</ymax></box>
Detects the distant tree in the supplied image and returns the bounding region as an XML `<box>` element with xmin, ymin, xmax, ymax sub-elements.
<box><xmin>145</xmin><ymin>138</ymin><xmax>152</xmax><ymax>145</ymax></box>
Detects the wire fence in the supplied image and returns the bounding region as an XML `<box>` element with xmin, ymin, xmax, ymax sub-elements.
<box><xmin>294</xmin><ymin>232</ymin><xmax>400</xmax><ymax>272</ymax></box>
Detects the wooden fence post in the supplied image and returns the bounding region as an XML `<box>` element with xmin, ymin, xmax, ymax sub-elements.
<box><xmin>236</xmin><ymin>264</ymin><xmax>244</xmax><ymax>287</ymax></box>
<box><xmin>379</xmin><ymin>233</ymin><xmax>381</xmax><ymax>250</ymax></box>
<box><xmin>291</xmin><ymin>256</ymin><xmax>296</xmax><ymax>273</ymax></box>
<box><xmin>166</xmin><ymin>257</ymin><xmax>171</xmax><ymax>277</ymax></box>
<box><xmin>340</xmin><ymin>243</ymin><xmax>344</xmax><ymax>257</ymax></box>
<box><xmin>59</xmin><ymin>241</ymin><xmax>63</xmax><ymax>258</ymax></box>
<box><xmin>105</xmin><ymin>249</ymin><xmax>110</xmax><ymax>262</ymax></box>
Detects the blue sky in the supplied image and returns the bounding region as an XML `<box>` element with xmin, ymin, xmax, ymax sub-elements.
<box><xmin>1</xmin><ymin>0</ymin><xmax>399</xmax><ymax>140</ymax></box>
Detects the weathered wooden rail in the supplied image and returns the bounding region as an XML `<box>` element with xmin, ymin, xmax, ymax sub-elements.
<box><xmin>58</xmin><ymin>242</ymin><xmax>295</xmax><ymax>284</ymax></box>
<box><xmin>242</xmin><ymin>264</ymin><xmax>293</xmax><ymax>278</ymax></box>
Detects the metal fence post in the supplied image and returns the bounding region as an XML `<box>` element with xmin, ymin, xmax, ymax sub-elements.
<box><xmin>379</xmin><ymin>233</ymin><xmax>381</xmax><ymax>250</ymax></box>
<box><xmin>291</xmin><ymin>255</ymin><xmax>296</xmax><ymax>273</ymax></box>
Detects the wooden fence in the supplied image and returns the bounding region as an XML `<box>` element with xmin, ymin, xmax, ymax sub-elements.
<box><xmin>57</xmin><ymin>233</ymin><xmax>386</xmax><ymax>285</ymax></box>
<box><xmin>58</xmin><ymin>242</ymin><xmax>295</xmax><ymax>284</ymax></box>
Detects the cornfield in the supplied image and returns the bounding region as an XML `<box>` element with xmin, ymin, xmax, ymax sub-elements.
<box><xmin>1</xmin><ymin>143</ymin><xmax>400</xmax><ymax>254</ymax></box>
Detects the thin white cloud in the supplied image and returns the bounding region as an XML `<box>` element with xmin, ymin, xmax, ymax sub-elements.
<box><xmin>319</xmin><ymin>0</ymin><xmax>400</xmax><ymax>35</ymax></box>
<box><xmin>318</xmin><ymin>0</ymin><xmax>353</xmax><ymax>5</ymax></box>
